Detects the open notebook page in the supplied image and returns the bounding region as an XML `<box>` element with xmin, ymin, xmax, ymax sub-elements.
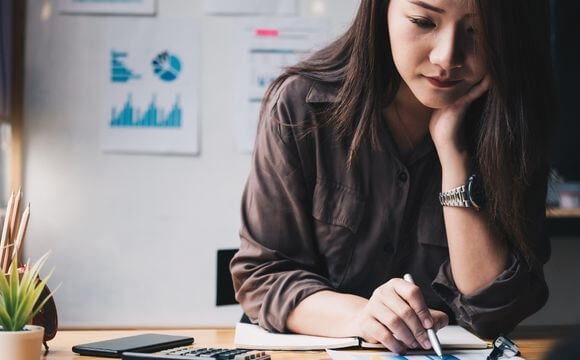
<box><xmin>234</xmin><ymin>323</ymin><xmax>487</xmax><ymax>351</ymax></box>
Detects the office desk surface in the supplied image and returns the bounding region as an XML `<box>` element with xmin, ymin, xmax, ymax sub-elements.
<box><xmin>43</xmin><ymin>327</ymin><xmax>569</xmax><ymax>360</ymax></box>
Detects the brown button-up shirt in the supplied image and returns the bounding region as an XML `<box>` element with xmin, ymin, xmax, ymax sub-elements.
<box><xmin>230</xmin><ymin>75</ymin><xmax>550</xmax><ymax>339</ymax></box>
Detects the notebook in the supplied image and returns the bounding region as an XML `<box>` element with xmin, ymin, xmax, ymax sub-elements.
<box><xmin>234</xmin><ymin>323</ymin><xmax>488</xmax><ymax>351</ymax></box>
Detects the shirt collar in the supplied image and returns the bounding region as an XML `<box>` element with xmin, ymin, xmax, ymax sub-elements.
<box><xmin>305</xmin><ymin>81</ymin><xmax>339</xmax><ymax>103</ymax></box>
<box><xmin>305</xmin><ymin>80</ymin><xmax>434</xmax><ymax>164</ymax></box>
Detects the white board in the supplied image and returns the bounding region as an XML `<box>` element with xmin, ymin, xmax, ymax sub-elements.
<box><xmin>26</xmin><ymin>0</ymin><xmax>579</xmax><ymax>330</ymax></box>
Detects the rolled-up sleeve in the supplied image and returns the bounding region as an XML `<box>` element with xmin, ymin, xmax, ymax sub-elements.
<box><xmin>432</xmin><ymin>169</ymin><xmax>551</xmax><ymax>339</ymax></box>
<box><xmin>230</xmin><ymin>80</ymin><xmax>333</xmax><ymax>333</ymax></box>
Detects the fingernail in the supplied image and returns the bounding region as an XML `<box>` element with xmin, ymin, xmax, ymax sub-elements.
<box><xmin>422</xmin><ymin>339</ymin><xmax>432</xmax><ymax>349</ymax></box>
<box><xmin>412</xmin><ymin>341</ymin><xmax>419</xmax><ymax>348</ymax></box>
<box><xmin>424</xmin><ymin>318</ymin><xmax>433</xmax><ymax>328</ymax></box>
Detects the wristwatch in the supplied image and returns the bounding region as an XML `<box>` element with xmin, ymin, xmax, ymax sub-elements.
<box><xmin>438</xmin><ymin>174</ymin><xmax>484</xmax><ymax>210</ymax></box>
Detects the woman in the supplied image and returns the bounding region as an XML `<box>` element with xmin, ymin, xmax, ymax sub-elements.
<box><xmin>231</xmin><ymin>0</ymin><xmax>554</xmax><ymax>354</ymax></box>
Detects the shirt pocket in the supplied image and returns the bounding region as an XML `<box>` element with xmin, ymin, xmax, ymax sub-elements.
<box><xmin>311</xmin><ymin>178</ymin><xmax>366</xmax><ymax>287</ymax></box>
<box><xmin>416</xmin><ymin>203</ymin><xmax>448</xmax><ymax>248</ymax></box>
<box><xmin>415</xmin><ymin>203</ymin><xmax>449</xmax><ymax>287</ymax></box>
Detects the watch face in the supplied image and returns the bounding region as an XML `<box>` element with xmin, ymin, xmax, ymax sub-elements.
<box><xmin>467</xmin><ymin>174</ymin><xmax>486</xmax><ymax>209</ymax></box>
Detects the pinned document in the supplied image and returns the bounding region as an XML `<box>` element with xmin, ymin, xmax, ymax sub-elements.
<box><xmin>232</xmin><ymin>18</ymin><xmax>330</xmax><ymax>153</ymax></box>
<box><xmin>100</xmin><ymin>19</ymin><xmax>200</xmax><ymax>155</ymax></box>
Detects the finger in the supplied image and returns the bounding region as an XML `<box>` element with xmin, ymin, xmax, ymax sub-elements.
<box><xmin>429</xmin><ymin>309</ymin><xmax>450</xmax><ymax>332</ymax></box>
<box><xmin>390</xmin><ymin>279</ymin><xmax>434</xmax><ymax>329</ymax></box>
<box><xmin>362</xmin><ymin>317</ymin><xmax>408</xmax><ymax>354</ymax></box>
<box><xmin>463</xmin><ymin>74</ymin><xmax>491</xmax><ymax>104</ymax></box>
<box><xmin>358</xmin><ymin>318</ymin><xmax>380</xmax><ymax>344</ymax></box>
<box><xmin>474</xmin><ymin>75</ymin><xmax>491</xmax><ymax>96</ymax></box>
<box><xmin>369</xmin><ymin>300</ymin><xmax>417</xmax><ymax>349</ymax></box>
<box><xmin>382</xmin><ymin>287</ymin><xmax>431</xmax><ymax>349</ymax></box>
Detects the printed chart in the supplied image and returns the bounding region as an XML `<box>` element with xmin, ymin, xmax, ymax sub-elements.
<box><xmin>111</xmin><ymin>51</ymin><xmax>141</xmax><ymax>83</ymax></box>
<box><xmin>110</xmin><ymin>94</ymin><xmax>181</xmax><ymax>128</ymax></box>
<box><xmin>100</xmin><ymin>19</ymin><xmax>200</xmax><ymax>155</ymax></box>
<box><xmin>233</xmin><ymin>18</ymin><xmax>330</xmax><ymax>153</ymax></box>
<box><xmin>326</xmin><ymin>349</ymin><xmax>504</xmax><ymax>360</ymax></box>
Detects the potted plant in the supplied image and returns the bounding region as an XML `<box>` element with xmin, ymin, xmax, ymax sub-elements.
<box><xmin>0</xmin><ymin>253</ymin><xmax>57</xmax><ymax>360</ymax></box>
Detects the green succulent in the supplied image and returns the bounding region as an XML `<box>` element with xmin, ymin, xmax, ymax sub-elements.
<box><xmin>0</xmin><ymin>253</ymin><xmax>58</xmax><ymax>331</ymax></box>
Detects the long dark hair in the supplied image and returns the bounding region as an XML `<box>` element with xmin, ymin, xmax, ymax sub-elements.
<box><xmin>263</xmin><ymin>0</ymin><xmax>554</xmax><ymax>263</ymax></box>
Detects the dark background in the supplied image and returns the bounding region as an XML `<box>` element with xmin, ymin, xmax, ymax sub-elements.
<box><xmin>550</xmin><ymin>1</ymin><xmax>580</xmax><ymax>181</ymax></box>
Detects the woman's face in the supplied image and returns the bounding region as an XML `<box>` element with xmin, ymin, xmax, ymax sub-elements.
<box><xmin>387</xmin><ymin>0</ymin><xmax>487</xmax><ymax>108</ymax></box>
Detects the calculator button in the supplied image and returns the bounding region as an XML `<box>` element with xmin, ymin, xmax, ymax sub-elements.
<box><xmin>122</xmin><ymin>348</ymin><xmax>270</xmax><ymax>360</ymax></box>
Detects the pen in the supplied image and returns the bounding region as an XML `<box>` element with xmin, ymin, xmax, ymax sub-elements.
<box><xmin>9</xmin><ymin>188</ymin><xmax>22</xmax><ymax>242</ymax></box>
<box><xmin>11</xmin><ymin>203</ymin><xmax>30</xmax><ymax>266</ymax></box>
<box><xmin>403</xmin><ymin>273</ymin><xmax>443</xmax><ymax>358</ymax></box>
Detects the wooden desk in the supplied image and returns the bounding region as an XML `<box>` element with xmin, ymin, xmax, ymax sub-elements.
<box><xmin>547</xmin><ymin>208</ymin><xmax>580</xmax><ymax>218</ymax></box>
<box><xmin>42</xmin><ymin>327</ymin><xmax>569</xmax><ymax>360</ymax></box>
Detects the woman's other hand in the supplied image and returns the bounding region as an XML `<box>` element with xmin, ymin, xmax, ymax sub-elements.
<box><xmin>351</xmin><ymin>278</ymin><xmax>449</xmax><ymax>354</ymax></box>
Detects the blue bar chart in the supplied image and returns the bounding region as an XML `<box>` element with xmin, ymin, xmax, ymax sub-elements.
<box><xmin>111</xmin><ymin>51</ymin><xmax>141</xmax><ymax>83</ymax></box>
<box><xmin>110</xmin><ymin>94</ymin><xmax>182</xmax><ymax>128</ymax></box>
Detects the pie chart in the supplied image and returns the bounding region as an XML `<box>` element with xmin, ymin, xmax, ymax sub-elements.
<box><xmin>152</xmin><ymin>51</ymin><xmax>181</xmax><ymax>81</ymax></box>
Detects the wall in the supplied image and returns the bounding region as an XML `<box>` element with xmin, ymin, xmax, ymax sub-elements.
<box><xmin>23</xmin><ymin>0</ymin><xmax>358</xmax><ymax>328</ymax></box>
<box><xmin>22</xmin><ymin>0</ymin><xmax>579</xmax><ymax>328</ymax></box>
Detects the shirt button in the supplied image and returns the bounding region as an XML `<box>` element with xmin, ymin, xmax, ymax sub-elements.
<box><xmin>398</xmin><ymin>171</ymin><xmax>408</xmax><ymax>183</ymax></box>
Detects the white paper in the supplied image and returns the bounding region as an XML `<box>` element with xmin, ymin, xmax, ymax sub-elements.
<box><xmin>232</xmin><ymin>18</ymin><xmax>330</xmax><ymax>153</ymax></box>
<box><xmin>362</xmin><ymin>326</ymin><xmax>487</xmax><ymax>350</ymax></box>
<box><xmin>234</xmin><ymin>323</ymin><xmax>359</xmax><ymax>350</ymax></box>
<box><xmin>204</xmin><ymin>0</ymin><xmax>297</xmax><ymax>16</ymax></box>
<box><xmin>327</xmin><ymin>349</ymin><xmax>523</xmax><ymax>360</ymax></box>
<box><xmin>59</xmin><ymin>0</ymin><xmax>156</xmax><ymax>15</ymax></box>
<box><xmin>101</xmin><ymin>19</ymin><xmax>200</xmax><ymax>155</ymax></box>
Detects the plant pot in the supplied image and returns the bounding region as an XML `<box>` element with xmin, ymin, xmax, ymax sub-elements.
<box><xmin>0</xmin><ymin>325</ymin><xmax>44</xmax><ymax>360</ymax></box>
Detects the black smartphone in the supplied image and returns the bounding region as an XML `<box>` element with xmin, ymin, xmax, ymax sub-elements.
<box><xmin>72</xmin><ymin>333</ymin><xmax>194</xmax><ymax>358</ymax></box>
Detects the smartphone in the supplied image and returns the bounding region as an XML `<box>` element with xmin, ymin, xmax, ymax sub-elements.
<box><xmin>72</xmin><ymin>333</ymin><xmax>194</xmax><ymax>358</ymax></box>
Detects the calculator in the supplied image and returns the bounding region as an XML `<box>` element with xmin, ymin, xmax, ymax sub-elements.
<box><xmin>122</xmin><ymin>346</ymin><xmax>271</xmax><ymax>360</ymax></box>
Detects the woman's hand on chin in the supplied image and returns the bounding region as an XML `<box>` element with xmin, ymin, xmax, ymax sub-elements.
<box><xmin>429</xmin><ymin>74</ymin><xmax>491</xmax><ymax>156</ymax></box>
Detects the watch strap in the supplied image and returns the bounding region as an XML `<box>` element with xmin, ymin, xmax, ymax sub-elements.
<box><xmin>439</xmin><ymin>183</ymin><xmax>471</xmax><ymax>208</ymax></box>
